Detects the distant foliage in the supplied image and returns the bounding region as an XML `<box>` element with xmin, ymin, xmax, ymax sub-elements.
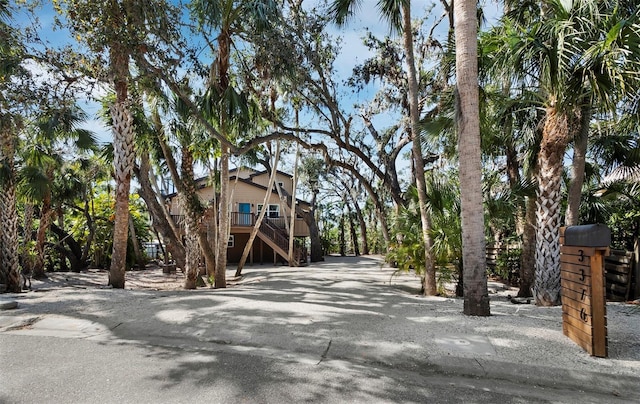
<box><xmin>491</xmin><ymin>248</ymin><xmax>521</xmax><ymax>285</ymax></box>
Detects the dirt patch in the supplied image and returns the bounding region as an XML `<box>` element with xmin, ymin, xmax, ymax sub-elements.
<box><xmin>29</xmin><ymin>265</ymin><xmax>188</xmax><ymax>291</ymax></box>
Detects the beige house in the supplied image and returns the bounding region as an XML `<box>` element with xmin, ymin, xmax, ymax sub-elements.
<box><xmin>166</xmin><ymin>168</ymin><xmax>311</xmax><ymax>265</ymax></box>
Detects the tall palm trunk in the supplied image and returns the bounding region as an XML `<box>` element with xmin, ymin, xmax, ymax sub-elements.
<box><xmin>534</xmin><ymin>107</ymin><xmax>579</xmax><ymax>306</ymax></box>
<box><xmin>21</xmin><ymin>203</ymin><xmax>35</xmax><ymax>275</ymax></box>
<box><xmin>505</xmin><ymin>123</ymin><xmax>535</xmax><ymax>298</ymax></box>
<box><xmin>288</xmin><ymin>143</ymin><xmax>300</xmax><ymax>265</ymax></box>
<box><xmin>401</xmin><ymin>3</ymin><xmax>436</xmax><ymax>296</ymax></box>
<box><xmin>109</xmin><ymin>98</ymin><xmax>135</xmax><ymax>288</ymax></box>
<box><xmin>215</xmin><ymin>145</ymin><xmax>230</xmax><ymax>288</ymax></box>
<box><xmin>565</xmin><ymin>107</ymin><xmax>591</xmax><ymax>226</ymax></box>
<box><xmin>79</xmin><ymin>198</ymin><xmax>95</xmax><ymax>270</ymax></box>
<box><xmin>178</xmin><ymin>148</ymin><xmax>215</xmax><ymax>286</ymax></box>
<box><xmin>0</xmin><ymin>122</ymin><xmax>21</xmax><ymax>292</ymax></box>
<box><xmin>455</xmin><ymin>0</ymin><xmax>490</xmax><ymax>315</ymax></box>
<box><xmin>518</xmin><ymin>196</ymin><xmax>536</xmax><ymax>297</ymax></box>
<box><xmin>209</xmin><ymin>24</ymin><xmax>233</xmax><ymax>288</ymax></box>
<box><xmin>183</xmin><ymin>202</ymin><xmax>201</xmax><ymax>290</ymax></box>
<box><xmin>32</xmin><ymin>192</ymin><xmax>53</xmax><ymax>279</ymax></box>
<box><xmin>108</xmin><ymin>39</ymin><xmax>134</xmax><ymax>288</ymax></box>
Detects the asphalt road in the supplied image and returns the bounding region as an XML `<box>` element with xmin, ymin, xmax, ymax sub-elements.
<box><xmin>0</xmin><ymin>333</ymin><xmax>627</xmax><ymax>404</ymax></box>
<box><xmin>1</xmin><ymin>256</ymin><xmax>638</xmax><ymax>403</ymax></box>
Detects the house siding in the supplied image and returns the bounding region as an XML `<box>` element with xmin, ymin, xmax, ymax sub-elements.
<box><xmin>249</xmin><ymin>172</ymin><xmax>294</xmax><ymax>195</ymax></box>
<box><xmin>165</xmin><ymin>168</ymin><xmax>312</xmax><ymax>264</ymax></box>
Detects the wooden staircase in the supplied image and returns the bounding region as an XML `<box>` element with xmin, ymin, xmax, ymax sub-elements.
<box><xmin>172</xmin><ymin>213</ymin><xmax>307</xmax><ymax>266</ymax></box>
<box><xmin>257</xmin><ymin>217</ymin><xmax>307</xmax><ymax>266</ymax></box>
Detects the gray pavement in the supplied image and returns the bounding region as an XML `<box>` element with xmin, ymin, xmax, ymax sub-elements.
<box><xmin>1</xmin><ymin>255</ymin><xmax>639</xmax><ymax>403</ymax></box>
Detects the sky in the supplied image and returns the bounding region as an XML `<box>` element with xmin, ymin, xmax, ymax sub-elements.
<box><xmin>15</xmin><ymin>0</ymin><xmax>502</xmax><ymax>173</ymax></box>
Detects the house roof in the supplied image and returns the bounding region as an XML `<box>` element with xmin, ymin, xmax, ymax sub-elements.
<box><xmin>247</xmin><ymin>169</ymin><xmax>293</xmax><ymax>180</ymax></box>
<box><xmin>163</xmin><ymin>168</ymin><xmax>310</xmax><ymax>207</ymax></box>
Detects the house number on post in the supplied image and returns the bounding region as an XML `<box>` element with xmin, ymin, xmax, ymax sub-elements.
<box><xmin>560</xmin><ymin>225</ymin><xmax>610</xmax><ymax>358</ymax></box>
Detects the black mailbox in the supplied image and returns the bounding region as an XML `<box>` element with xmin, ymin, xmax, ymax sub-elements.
<box><xmin>564</xmin><ymin>224</ymin><xmax>611</xmax><ymax>247</ymax></box>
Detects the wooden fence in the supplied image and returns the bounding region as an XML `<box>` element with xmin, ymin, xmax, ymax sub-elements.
<box><xmin>605</xmin><ymin>249</ymin><xmax>636</xmax><ymax>301</ymax></box>
<box><xmin>486</xmin><ymin>245</ymin><xmax>638</xmax><ymax>301</ymax></box>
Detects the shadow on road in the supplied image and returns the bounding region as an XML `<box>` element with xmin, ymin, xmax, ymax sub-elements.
<box><xmin>2</xmin><ymin>255</ymin><xmax>639</xmax><ymax>402</ymax></box>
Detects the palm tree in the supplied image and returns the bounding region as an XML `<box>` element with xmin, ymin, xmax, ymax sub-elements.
<box><xmin>190</xmin><ymin>0</ymin><xmax>281</xmax><ymax>288</ymax></box>
<box><xmin>495</xmin><ymin>0</ymin><xmax>640</xmax><ymax>305</ymax></box>
<box><xmin>57</xmin><ymin>0</ymin><xmax>180</xmax><ymax>288</ymax></box>
<box><xmin>454</xmin><ymin>0</ymin><xmax>490</xmax><ymax>315</ymax></box>
<box><xmin>19</xmin><ymin>106</ymin><xmax>96</xmax><ymax>279</ymax></box>
<box><xmin>56</xmin><ymin>0</ymin><xmax>136</xmax><ymax>288</ymax></box>
<box><xmin>51</xmin><ymin>155</ymin><xmax>109</xmax><ymax>273</ymax></box>
<box><xmin>159</xmin><ymin>93</ymin><xmax>219</xmax><ymax>288</ymax></box>
<box><xmin>330</xmin><ymin>0</ymin><xmax>438</xmax><ymax>296</ymax></box>
<box><xmin>0</xmin><ymin>0</ymin><xmax>26</xmax><ymax>292</ymax></box>
<box><xmin>0</xmin><ymin>116</ymin><xmax>21</xmax><ymax>292</ymax></box>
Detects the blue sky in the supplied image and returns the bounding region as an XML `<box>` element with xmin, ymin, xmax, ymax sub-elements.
<box><xmin>15</xmin><ymin>0</ymin><xmax>502</xmax><ymax>174</ymax></box>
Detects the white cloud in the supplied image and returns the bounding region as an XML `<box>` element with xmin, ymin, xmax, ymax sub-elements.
<box><xmin>80</xmin><ymin>118</ymin><xmax>111</xmax><ymax>145</ymax></box>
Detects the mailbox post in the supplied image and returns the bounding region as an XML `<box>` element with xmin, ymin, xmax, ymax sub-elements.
<box><xmin>560</xmin><ymin>224</ymin><xmax>610</xmax><ymax>358</ymax></box>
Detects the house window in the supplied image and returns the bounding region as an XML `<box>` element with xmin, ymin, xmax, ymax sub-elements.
<box><xmin>273</xmin><ymin>181</ymin><xmax>285</xmax><ymax>191</ymax></box>
<box><xmin>227</xmin><ymin>235</ymin><xmax>234</xmax><ymax>248</ymax></box>
<box><xmin>257</xmin><ymin>204</ymin><xmax>280</xmax><ymax>218</ymax></box>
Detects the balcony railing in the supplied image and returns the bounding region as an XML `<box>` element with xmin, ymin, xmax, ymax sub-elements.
<box><xmin>231</xmin><ymin>212</ymin><xmax>255</xmax><ymax>227</ymax></box>
<box><xmin>169</xmin><ymin>212</ymin><xmax>306</xmax><ymax>265</ymax></box>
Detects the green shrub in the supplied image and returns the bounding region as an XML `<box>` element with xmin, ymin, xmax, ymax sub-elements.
<box><xmin>493</xmin><ymin>248</ymin><xmax>521</xmax><ymax>285</ymax></box>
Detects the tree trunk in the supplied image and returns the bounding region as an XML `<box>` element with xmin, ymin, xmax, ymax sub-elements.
<box><xmin>108</xmin><ymin>37</ymin><xmax>134</xmax><ymax>289</ymax></box>
<box><xmin>288</xmin><ymin>143</ymin><xmax>300</xmax><ymax>265</ymax></box>
<box><xmin>201</xmin><ymin>207</ymin><xmax>217</xmax><ymax>281</ymax></box>
<box><xmin>401</xmin><ymin>3</ymin><xmax>437</xmax><ymax>296</ymax></box>
<box><xmin>340</xmin><ymin>177</ymin><xmax>369</xmax><ymax>255</ymax></box>
<box><xmin>206</xmin><ymin>165</ymin><xmax>219</xmax><ymax>281</ymax></box>
<box><xmin>331</xmin><ymin>162</ymin><xmax>391</xmax><ymax>248</ymax></box>
<box><xmin>50</xmin><ymin>223</ymin><xmax>88</xmax><ymax>273</ymax></box>
<box><xmin>183</xmin><ymin>219</ymin><xmax>200</xmax><ymax>290</ymax></box>
<box><xmin>352</xmin><ymin>195</ymin><xmax>369</xmax><ymax>255</ymax></box>
<box><xmin>455</xmin><ymin>0</ymin><xmax>490</xmax><ymax>315</ymax></box>
<box><xmin>345</xmin><ymin>200</ymin><xmax>360</xmax><ymax>256</ymax></box>
<box><xmin>375</xmin><ymin>206</ymin><xmax>391</xmax><ymax>249</ymax></box>
<box><xmin>134</xmin><ymin>153</ymin><xmax>186</xmax><ymax>270</ymax></box>
<box><xmin>108</xmin><ymin>99</ymin><xmax>135</xmax><ymax>289</ymax></box>
<box><xmin>80</xmin><ymin>187</ymin><xmax>97</xmax><ymax>268</ymax></box>
<box><xmin>339</xmin><ymin>213</ymin><xmax>346</xmax><ymax>256</ymax></box>
<box><xmin>565</xmin><ymin>107</ymin><xmax>591</xmax><ymax>226</ymax></box>
<box><xmin>215</xmin><ymin>146</ymin><xmax>230</xmax><ymax>288</ymax></box>
<box><xmin>353</xmin><ymin>201</ymin><xmax>369</xmax><ymax>255</ymax></box>
<box><xmin>298</xmin><ymin>205</ymin><xmax>323</xmax><ymax>262</ymax></box>
<box><xmin>57</xmin><ymin>209</ymin><xmax>69</xmax><ymax>272</ymax></box>
<box><xmin>21</xmin><ymin>203</ymin><xmax>35</xmax><ymax>275</ymax></box>
<box><xmin>0</xmin><ymin>122</ymin><xmax>21</xmax><ymax>293</ymax></box>
<box><xmin>128</xmin><ymin>214</ymin><xmax>145</xmax><ymax>269</ymax></box>
<box><xmin>534</xmin><ymin>108</ymin><xmax>578</xmax><ymax>306</ymax></box>
<box><xmin>361</xmin><ymin>115</ymin><xmax>406</xmax><ymax>209</ymax></box>
<box><xmin>518</xmin><ymin>196</ymin><xmax>536</xmax><ymax>297</ymax></box>
<box><xmin>274</xmin><ymin>181</ymin><xmax>290</xmax><ymax>234</ymax></box>
<box><xmin>504</xmin><ymin>118</ymin><xmax>528</xmax><ymax>238</ymax></box>
<box><xmin>237</xmin><ymin>142</ymin><xmax>281</xmax><ymax>275</ymax></box>
<box><xmin>33</xmin><ymin>165</ymin><xmax>55</xmax><ymax>278</ymax></box>
<box><xmin>32</xmin><ymin>194</ymin><xmax>52</xmax><ymax>279</ymax></box>
<box><xmin>178</xmin><ymin>148</ymin><xmax>215</xmax><ymax>284</ymax></box>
